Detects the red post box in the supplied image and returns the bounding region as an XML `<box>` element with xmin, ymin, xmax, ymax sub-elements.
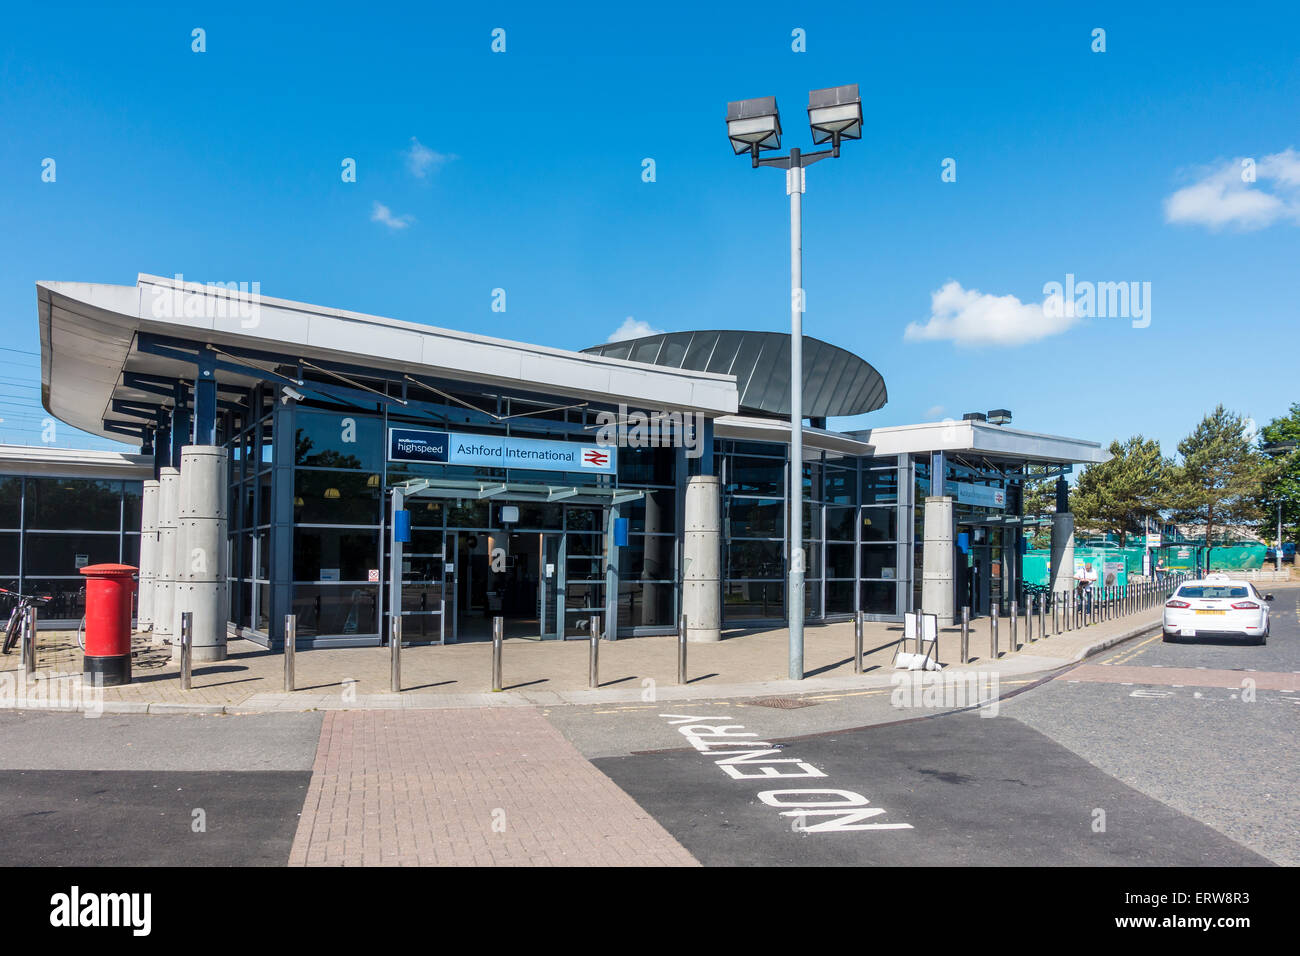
<box><xmin>80</xmin><ymin>563</ymin><xmax>138</xmax><ymax>686</ymax></box>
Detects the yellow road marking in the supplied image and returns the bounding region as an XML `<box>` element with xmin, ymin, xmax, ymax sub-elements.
<box><xmin>1103</xmin><ymin>633</ymin><xmax>1162</xmax><ymax>666</ymax></box>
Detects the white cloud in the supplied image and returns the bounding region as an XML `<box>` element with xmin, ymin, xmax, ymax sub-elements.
<box><xmin>404</xmin><ymin>137</ymin><xmax>453</xmax><ymax>179</ymax></box>
<box><xmin>370</xmin><ymin>201</ymin><xmax>414</xmax><ymax>230</ymax></box>
<box><xmin>607</xmin><ymin>316</ymin><xmax>662</xmax><ymax>342</ymax></box>
<box><xmin>1163</xmin><ymin>148</ymin><xmax>1300</xmax><ymax>231</ymax></box>
<box><xmin>904</xmin><ymin>280</ymin><xmax>1079</xmax><ymax>347</ymax></box>
<box><xmin>924</xmin><ymin>405</ymin><xmax>946</xmax><ymax>419</ymax></box>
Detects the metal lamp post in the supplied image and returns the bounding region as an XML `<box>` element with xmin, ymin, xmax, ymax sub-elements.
<box><xmin>1261</xmin><ymin>441</ymin><xmax>1298</xmax><ymax>571</ymax></box>
<box><xmin>726</xmin><ymin>84</ymin><xmax>862</xmax><ymax>680</ymax></box>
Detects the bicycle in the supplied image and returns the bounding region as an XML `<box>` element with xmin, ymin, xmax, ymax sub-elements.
<box><xmin>1</xmin><ymin>588</ymin><xmax>53</xmax><ymax>655</ymax></box>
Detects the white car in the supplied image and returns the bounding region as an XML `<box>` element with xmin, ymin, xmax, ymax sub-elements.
<box><xmin>1162</xmin><ymin>575</ymin><xmax>1273</xmax><ymax>645</ymax></box>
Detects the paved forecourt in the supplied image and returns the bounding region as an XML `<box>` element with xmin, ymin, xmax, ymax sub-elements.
<box><xmin>2</xmin><ymin>600</ymin><xmax>1175</xmax><ymax>713</ymax></box>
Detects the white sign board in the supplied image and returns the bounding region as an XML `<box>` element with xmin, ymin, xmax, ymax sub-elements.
<box><xmin>951</xmin><ymin>481</ymin><xmax>1006</xmax><ymax>510</ymax></box>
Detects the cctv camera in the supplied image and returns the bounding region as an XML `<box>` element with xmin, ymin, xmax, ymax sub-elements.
<box><xmin>280</xmin><ymin>386</ymin><xmax>304</xmax><ymax>404</ymax></box>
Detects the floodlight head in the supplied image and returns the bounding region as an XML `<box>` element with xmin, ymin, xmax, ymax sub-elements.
<box><xmin>987</xmin><ymin>409</ymin><xmax>1013</xmax><ymax>426</ymax></box>
<box><xmin>962</xmin><ymin>411</ymin><xmax>987</xmax><ymax>422</ymax></box>
<box><xmin>726</xmin><ymin>96</ymin><xmax>782</xmax><ymax>156</ymax></box>
<box><xmin>808</xmin><ymin>84</ymin><xmax>862</xmax><ymax>147</ymax></box>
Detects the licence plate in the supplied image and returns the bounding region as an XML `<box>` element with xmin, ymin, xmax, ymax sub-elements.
<box><xmin>1195</xmin><ymin>609</ymin><xmax>1226</xmax><ymax>615</ymax></box>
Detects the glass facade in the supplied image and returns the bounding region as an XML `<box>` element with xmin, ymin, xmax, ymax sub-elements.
<box><xmin>0</xmin><ymin>474</ymin><xmax>142</xmax><ymax>622</ymax></box>
<box><xmin>210</xmin><ymin>377</ymin><xmax>1029</xmax><ymax>644</ymax></box>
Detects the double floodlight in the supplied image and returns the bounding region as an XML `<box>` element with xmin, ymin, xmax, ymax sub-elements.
<box><xmin>726</xmin><ymin>84</ymin><xmax>862</xmax><ymax>159</ymax></box>
<box><xmin>964</xmin><ymin>409</ymin><xmax>1013</xmax><ymax>426</ymax></box>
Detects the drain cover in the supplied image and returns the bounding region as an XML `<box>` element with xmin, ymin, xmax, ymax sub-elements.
<box><xmin>747</xmin><ymin>696</ymin><xmax>817</xmax><ymax>709</ymax></box>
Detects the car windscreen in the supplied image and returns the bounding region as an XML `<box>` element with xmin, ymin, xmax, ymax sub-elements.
<box><xmin>1176</xmin><ymin>586</ymin><xmax>1248</xmax><ymax>599</ymax></box>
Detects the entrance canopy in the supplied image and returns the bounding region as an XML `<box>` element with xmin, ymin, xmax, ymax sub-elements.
<box><xmin>393</xmin><ymin>477</ymin><xmax>645</xmax><ymax>506</ymax></box>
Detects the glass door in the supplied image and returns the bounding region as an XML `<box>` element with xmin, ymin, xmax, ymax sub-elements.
<box><xmin>539</xmin><ymin>534</ymin><xmax>561</xmax><ymax>639</ymax></box>
<box><xmin>399</xmin><ymin>529</ymin><xmax>446</xmax><ymax>644</ymax></box>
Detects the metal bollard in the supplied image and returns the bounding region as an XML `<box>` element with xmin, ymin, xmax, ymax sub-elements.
<box><xmin>1039</xmin><ymin>592</ymin><xmax>1047</xmax><ymax>639</ymax></box>
<box><xmin>284</xmin><ymin>614</ymin><xmax>296</xmax><ymax>693</ymax></box>
<box><xmin>180</xmin><ymin>610</ymin><xmax>193</xmax><ymax>691</ymax></box>
<box><xmin>391</xmin><ymin>613</ymin><xmax>402</xmax><ymax>693</ymax></box>
<box><xmin>589</xmin><ymin>615</ymin><xmax>600</xmax><ymax>689</ymax></box>
<box><xmin>854</xmin><ymin>610</ymin><xmax>864</xmax><ymax>674</ymax></box>
<box><xmin>990</xmin><ymin>602</ymin><xmax>1000</xmax><ymax>658</ymax></box>
<box><xmin>1009</xmin><ymin>600</ymin><xmax>1018</xmax><ymax>651</ymax></box>
<box><xmin>677</xmin><ymin>614</ymin><xmax>688</xmax><ymax>684</ymax></box>
<box><xmin>960</xmin><ymin>606</ymin><xmax>970</xmax><ymax>664</ymax></box>
<box><xmin>23</xmin><ymin>604</ymin><xmax>37</xmax><ymax>677</ymax></box>
<box><xmin>491</xmin><ymin>616</ymin><xmax>503</xmax><ymax>692</ymax></box>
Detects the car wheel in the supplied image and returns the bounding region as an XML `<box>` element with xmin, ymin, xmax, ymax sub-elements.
<box><xmin>1258</xmin><ymin>629</ymin><xmax>1268</xmax><ymax>646</ymax></box>
<box><xmin>1162</xmin><ymin>631</ymin><xmax>1177</xmax><ymax>643</ymax></box>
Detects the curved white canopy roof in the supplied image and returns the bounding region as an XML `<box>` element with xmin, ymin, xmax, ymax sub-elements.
<box><xmin>38</xmin><ymin>274</ymin><xmax>741</xmax><ymax>442</ymax></box>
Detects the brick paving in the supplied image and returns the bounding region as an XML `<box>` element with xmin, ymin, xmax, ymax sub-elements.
<box><xmin>287</xmin><ymin>708</ymin><xmax>698</xmax><ymax>866</ymax></box>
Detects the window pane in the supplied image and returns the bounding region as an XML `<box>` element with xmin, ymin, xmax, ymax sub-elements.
<box><xmin>826</xmin><ymin>580</ymin><xmax>854</xmax><ymax>613</ymax></box>
<box><xmin>725</xmin><ymin>456</ymin><xmax>784</xmax><ymax>497</ymax></box>
<box><xmin>24</xmin><ymin>533</ymin><xmax>120</xmax><ymax>575</ymax></box>
<box><xmin>291</xmin><ymin>584</ymin><xmax>379</xmax><ymax>636</ymax></box>
<box><xmin>21</xmin><ymin>579</ymin><xmax>87</xmax><ymax>620</ymax></box>
<box><xmin>294</xmin><ymin>528</ymin><xmax>379</xmax><ymax>581</ymax></box>
<box><xmin>861</xmin><ymin>506</ymin><xmax>898</xmax><ymax>542</ymax></box>
<box><xmin>0</xmin><ymin>477</ymin><xmax>21</xmax><ymax>528</ymax></box>
<box><xmin>618</xmin><ymin>536</ymin><xmax>674</xmax><ymax>579</ymax></box>
<box><xmin>728</xmin><ymin>540</ymin><xmax>783</xmax><ymax>578</ymax></box>
<box><xmin>722</xmin><ymin>581</ymin><xmax>782</xmax><ymax>620</ymax></box>
<box><xmin>25</xmin><ymin>478</ymin><xmax>122</xmax><ymax>530</ymax></box>
<box><xmin>0</xmin><ymin>532</ymin><xmax>19</xmax><ymax>574</ymax></box>
<box><xmin>294</xmin><ymin>410</ymin><xmax>383</xmax><ymax>470</ymax></box>
<box><xmin>861</xmin><ymin>580</ymin><xmax>896</xmax><ymax>614</ymax></box>
<box><xmin>861</xmin><ymin>543</ymin><xmax>897</xmax><ymax>580</ymax></box>
<box><xmin>123</xmin><ymin>482</ymin><xmax>143</xmax><ymax>529</ymax></box>
<box><xmin>618</xmin><ymin>445</ymin><xmax>676</xmax><ymax>485</ymax></box>
<box><xmin>826</xmin><ymin>542</ymin><xmax>855</xmax><ymax>578</ymax></box>
<box><xmin>825</xmin><ymin>506</ymin><xmax>856</xmax><ymax>540</ymax></box>
<box><xmin>727</xmin><ymin>497</ymin><xmax>783</xmax><ymax>538</ymax></box>
<box><xmin>861</xmin><ymin>468</ymin><xmax>898</xmax><ymax>505</ymax></box>
<box><xmin>626</xmin><ymin>489</ymin><xmax>676</xmax><ymax>534</ymax></box>
<box><xmin>617</xmin><ymin>581</ymin><xmax>675</xmax><ymax>628</ymax></box>
<box><xmin>293</xmin><ymin>470</ymin><xmax>382</xmax><ymax>525</ymax></box>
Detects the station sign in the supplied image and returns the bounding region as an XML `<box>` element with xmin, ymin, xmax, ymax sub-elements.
<box><xmin>950</xmin><ymin>481</ymin><xmax>1006</xmax><ymax>510</ymax></box>
<box><xmin>387</xmin><ymin>427</ymin><xmax>616</xmax><ymax>474</ymax></box>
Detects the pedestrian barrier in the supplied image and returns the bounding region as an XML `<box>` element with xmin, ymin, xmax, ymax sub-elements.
<box><xmin>284</xmin><ymin>613</ymin><xmax>296</xmax><ymax>693</ymax></box>
<box><xmin>391</xmin><ymin>611</ymin><xmax>402</xmax><ymax>693</ymax></box>
<box><xmin>22</xmin><ymin>604</ymin><xmax>37</xmax><ymax>677</ymax></box>
<box><xmin>179</xmin><ymin>610</ymin><xmax>193</xmax><ymax>691</ymax></box>
<box><xmin>960</xmin><ymin>606</ymin><xmax>970</xmax><ymax>664</ymax></box>
<box><xmin>491</xmin><ymin>616</ymin><xmax>503</xmax><ymax>692</ymax></box>
<box><xmin>677</xmin><ymin>613</ymin><xmax>688</xmax><ymax>684</ymax></box>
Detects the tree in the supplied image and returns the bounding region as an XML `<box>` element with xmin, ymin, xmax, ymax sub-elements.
<box><xmin>1168</xmin><ymin>406</ymin><xmax>1276</xmax><ymax>546</ymax></box>
<box><xmin>1070</xmin><ymin>435</ymin><xmax>1170</xmax><ymax>545</ymax></box>
<box><xmin>1256</xmin><ymin>403</ymin><xmax>1300</xmax><ymax>545</ymax></box>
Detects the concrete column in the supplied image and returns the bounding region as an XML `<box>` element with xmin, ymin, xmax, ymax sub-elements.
<box><xmin>153</xmin><ymin>468</ymin><xmax>180</xmax><ymax>645</ymax></box>
<box><xmin>1051</xmin><ymin>512</ymin><xmax>1076</xmax><ymax>595</ymax></box>
<box><xmin>137</xmin><ymin>480</ymin><xmax>159</xmax><ymax>629</ymax></box>
<box><xmin>174</xmin><ymin>446</ymin><xmax>229</xmax><ymax>662</ymax></box>
<box><xmin>921</xmin><ymin>495</ymin><xmax>956</xmax><ymax>626</ymax></box>
<box><xmin>682</xmin><ymin>475</ymin><xmax>721</xmax><ymax>642</ymax></box>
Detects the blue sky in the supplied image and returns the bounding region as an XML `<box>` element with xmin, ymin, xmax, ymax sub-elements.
<box><xmin>1</xmin><ymin>1</ymin><xmax>1297</xmax><ymax>460</ymax></box>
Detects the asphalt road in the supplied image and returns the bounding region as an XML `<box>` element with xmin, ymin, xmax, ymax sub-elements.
<box><xmin>0</xmin><ymin>712</ymin><xmax>321</xmax><ymax>866</ymax></box>
<box><xmin>572</xmin><ymin>588</ymin><xmax>1300</xmax><ymax>865</ymax></box>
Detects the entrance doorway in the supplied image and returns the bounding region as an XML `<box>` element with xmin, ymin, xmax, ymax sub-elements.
<box><xmin>452</xmin><ymin>530</ymin><xmax>562</xmax><ymax>641</ymax></box>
